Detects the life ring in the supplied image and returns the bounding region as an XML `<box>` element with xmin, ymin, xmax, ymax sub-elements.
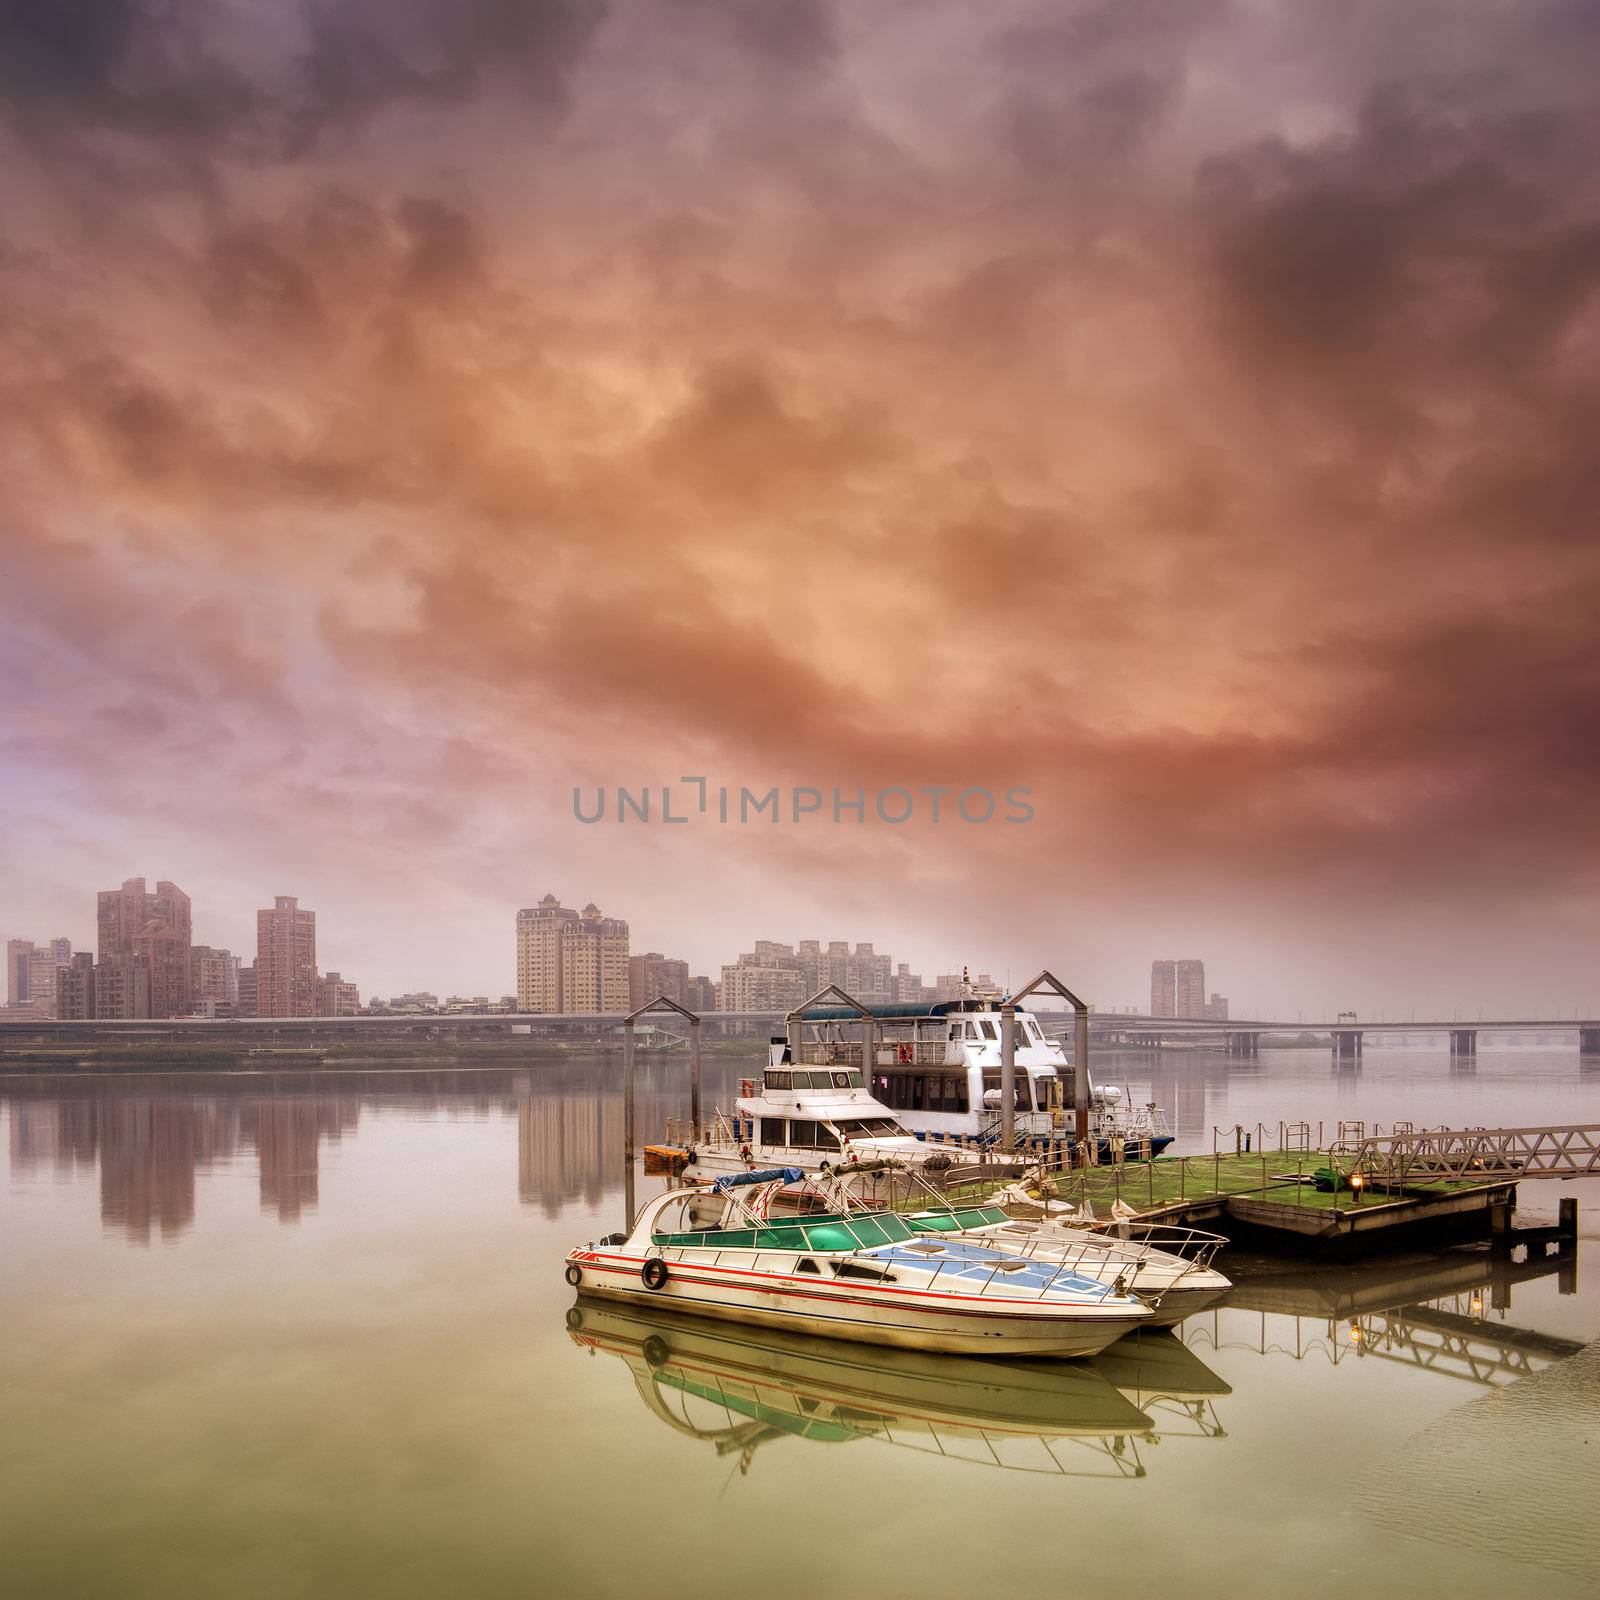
<box><xmin>897</xmin><ymin>1042</ymin><xmax>914</xmax><ymax>1064</ymax></box>
<box><xmin>642</xmin><ymin>1257</ymin><xmax>670</xmax><ymax>1291</ymax></box>
<box><xmin>564</xmin><ymin>1262</ymin><xmax>583</xmax><ymax>1288</ymax></box>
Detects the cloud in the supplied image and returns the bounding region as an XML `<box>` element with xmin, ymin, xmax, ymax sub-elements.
<box><xmin>1</xmin><ymin>0</ymin><xmax>1597</xmax><ymax>1006</ymax></box>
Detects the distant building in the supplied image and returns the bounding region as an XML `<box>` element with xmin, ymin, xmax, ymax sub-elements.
<box><xmin>190</xmin><ymin>946</ymin><xmax>236</xmax><ymax>1011</ymax></box>
<box><xmin>1150</xmin><ymin>960</ymin><xmax>1176</xmax><ymax>1018</ymax></box>
<box><xmin>98</xmin><ymin>877</ymin><xmax>191</xmax><ymax>1018</ymax></box>
<box><xmin>95</xmin><ymin>954</ymin><xmax>151</xmax><ymax>1019</ymax></box>
<box><xmin>1204</xmin><ymin>992</ymin><xmax>1230</xmax><ymax>1022</ymax></box>
<box><xmin>1151</xmin><ymin>959</ymin><xmax>1208</xmax><ymax>1019</ymax></box>
<box><xmin>933</xmin><ymin>973</ymin><xmax>966</xmax><ymax>1003</ymax></box>
<box><xmin>6</xmin><ymin>938</ymin><xmax>30</xmax><ymax>1005</ymax></box>
<box><xmin>718</xmin><ymin>961</ymin><xmax>806</xmax><ymax>1013</ymax></box>
<box><xmin>56</xmin><ymin>952</ymin><xmax>97</xmax><ymax>1020</ymax></box>
<box><xmin>388</xmin><ymin>991</ymin><xmax>439</xmax><ymax>1010</ymax></box>
<box><xmin>1175</xmin><ymin>960</ymin><xmax>1206</xmax><ymax>1019</ymax></box>
<box><xmin>515</xmin><ymin>895</ymin><xmax>629</xmax><ymax>1013</ymax></box>
<box><xmin>629</xmin><ymin>952</ymin><xmax>690</xmax><ymax>1010</ymax></box>
<box><xmin>257</xmin><ymin>896</ymin><xmax>317</xmax><ymax>1017</ymax></box>
<box><xmin>237</xmin><ymin>963</ymin><xmax>257</xmax><ymax>1018</ymax></box>
<box><xmin>317</xmin><ymin>971</ymin><xmax>361</xmax><ymax>1016</ymax></box>
<box><xmin>686</xmin><ymin>975</ymin><xmax>718</xmax><ymax>1013</ymax></box>
<box><xmin>6</xmin><ymin>936</ymin><xmax>73</xmax><ymax>1018</ymax></box>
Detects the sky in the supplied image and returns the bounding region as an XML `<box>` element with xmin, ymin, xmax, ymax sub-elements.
<box><xmin>1</xmin><ymin>0</ymin><xmax>1598</xmax><ymax>1017</ymax></box>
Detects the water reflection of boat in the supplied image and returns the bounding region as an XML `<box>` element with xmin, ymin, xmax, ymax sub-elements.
<box><xmin>567</xmin><ymin>1300</ymin><xmax>1155</xmax><ymax>1479</ymax></box>
<box><xmin>1085</xmin><ymin>1330</ymin><xmax>1232</xmax><ymax>1440</ymax></box>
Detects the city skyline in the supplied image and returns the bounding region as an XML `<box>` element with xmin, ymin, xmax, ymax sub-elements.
<box><xmin>1</xmin><ymin>4</ymin><xmax>1597</xmax><ymax>1016</ymax></box>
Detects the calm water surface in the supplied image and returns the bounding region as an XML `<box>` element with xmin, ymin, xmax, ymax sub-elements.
<box><xmin>4</xmin><ymin>1047</ymin><xmax>1599</xmax><ymax>1600</ymax></box>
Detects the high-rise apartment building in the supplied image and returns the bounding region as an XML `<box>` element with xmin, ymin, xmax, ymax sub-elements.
<box><xmin>629</xmin><ymin>952</ymin><xmax>689</xmax><ymax>1010</ymax></box>
<box><xmin>1203</xmin><ymin>992</ymin><xmax>1230</xmax><ymax>1022</ymax></box>
<box><xmin>95</xmin><ymin>954</ymin><xmax>151</xmax><ymax>1019</ymax></box>
<box><xmin>1175</xmin><ymin>959</ymin><xmax>1206</xmax><ymax>1020</ymax></box>
<box><xmin>515</xmin><ymin>895</ymin><xmax>629</xmax><ymax>1013</ymax></box>
<box><xmin>237</xmin><ymin>963</ymin><xmax>258</xmax><ymax>1018</ymax></box>
<box><xmin>317</xmin><ymin>971</ymin><xmax>361</xmax><ymax>1016</ymax></box>
<box><xmin>1150</xmin><ymin>960</ymin><xmax>1177</xmax><ymax>1017</ymax></box>
<box><xmin>6</xmin><ymin>938</ymin><xmax>31</xmax><ymax>1005</ymax></box>
<box><xmin>1150</xmin><ymin>959</ymin><xmax>1207</xmax><ymax>1019</ymax></box>
<box><xmin>56</xmin><ymin>952</ymin><xmax>97</xmax><ymax>1020</ymax></box>
<box><xmin>256</xmin><ymin>896</ymin><xmax>318</xmax><ymax>1017</ymax></box>
<box><xmin>6</xmin><ymin>937</ymin><xmax>72</xmax><ymax>1016</ymax></box>
<box><xmin>686</xmin><ymin>975</ymin><xmax>718</xmax><ymax>1013</ymax></box>
<box><xmin>98</xmin><ymin>878</ymin><xmax>191</xmax><ymax>1018</ymax></box>
<box><xmin>190</xmin><ymin>946</ymin><xmax>237</xmax><ymax>1012</ymax></box>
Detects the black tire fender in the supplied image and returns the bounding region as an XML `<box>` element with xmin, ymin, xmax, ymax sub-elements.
<box><xmin>641</xmin><ymin>1257</ymin><xmax>670</xmax><ymax>1291</ymax></box>
<box><xmin>564</xmin><ymin>1262</ymin><xmax>583</xmax><ymax>1288</ymax></box>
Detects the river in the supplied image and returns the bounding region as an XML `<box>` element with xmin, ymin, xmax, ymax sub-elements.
<box><xmin>3</xmin><ymin>1045</ymin><xmax>1597</xmax><ymax>1599</ymax></box>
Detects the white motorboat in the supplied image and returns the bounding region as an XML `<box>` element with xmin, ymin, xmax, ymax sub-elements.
<box><xmin>813</xmin><ymin>1162</ymin><xmax>1231</xmax><ymax>1328</ymax></box>
<box><xmin>564</xmin><ymin>1170</ymin><xmax>1153</xmax><ymax>1359</ymax></box>
<box><xmin>677</xmin><ymin>1058</ymin><xmax>936</xmax><ymax>1179</ymax></box>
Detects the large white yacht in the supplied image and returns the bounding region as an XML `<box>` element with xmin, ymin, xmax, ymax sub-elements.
<box><xmin>674</xmin><ymin>993</ymin><xmax>1170</xmax><ymax>1178</ymax></box>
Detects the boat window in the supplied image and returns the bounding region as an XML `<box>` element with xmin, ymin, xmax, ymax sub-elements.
<box><xmin>981</xmin><ymin>1071</ymin><xmax>1030</xmax><ymax>1110</ymax></box>
<box><xmin>831</xmin><ymin>1261</ymin><xmax>896</xmax><ymax>1282</ymax></box>
<box><xmin>979</xmin><ymin>1020</ymin><xmax>998</xmax><ymax>1041</ymax></box>
<box><xmin>787</xmin><ymin>1119</ymin><xmax>828</xmax><ymax>1149</ymax></box>
<box><xmin>833</xmin><ymin>1116</ymin><xmax>900</xmax><ymax>1137</ymax></box>
<box><xmin>759</xmin><ymin>1117</ymin><xmax>787</xmax><ymax>1144</ymax></box>
<box><xmin>963</xmin><ymin>1021</ymin><xmax>979</xmax><ymax>1040</ymax></box>
<box><xmin>765</xmin><ymin>1070</ymin><xmax>792</xmax><ymax>1090</ymax></box>
<box><xmin>795</xmin><ymin>1259</ymin><xmax>821</xmax><ymax>1274</ymax></box>
<box><xmin>948</xmin><ymin>1024</ymin><xmax>960</xmax><ymax>1041</ymax></box>
<box><xmin>1026</xmin><ymin>1020</ymin><xmax>1045</xmax><ymax>1043</ymax></box>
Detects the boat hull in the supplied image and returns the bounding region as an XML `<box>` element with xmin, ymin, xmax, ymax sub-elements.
<box><xmin>566</xmin><ymin>1250</ymin><xmax>1148</xmax><ymax>1359</ymax></box>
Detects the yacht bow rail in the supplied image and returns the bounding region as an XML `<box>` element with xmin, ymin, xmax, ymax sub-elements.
<box><xmin>1336</xmin><ymin>1124</ymin><xmax>1600</xmax><ymax>1182</ymax></box>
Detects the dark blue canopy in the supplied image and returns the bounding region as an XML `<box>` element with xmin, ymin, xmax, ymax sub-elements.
<box><xmin>712</xmin><ymin>1167</ymin><xmax>806</xmax><ymax>1193</ymax></box>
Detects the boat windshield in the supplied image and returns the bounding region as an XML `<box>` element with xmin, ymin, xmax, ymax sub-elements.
<box><xmin>828</xmin><ymin>1116</ymin><xmax>902</xmax><ymax>1137</ymax></box>
<box><xmin>652</xmin><ymin>1209</ymin><xmax>919</xmax><ymax>1252</ymax></box>
<box><xmin>906</xmin><ymin>1206</ymin><xmax>1010</xmax><ymax>1232</ymax></box>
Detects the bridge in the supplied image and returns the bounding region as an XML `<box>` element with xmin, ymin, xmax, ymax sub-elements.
<box><xmin>2</xmin><ymin>1007</ymin><xmax>1598</xmax><ymax>1058</ymax></box>
<box><xmin>1061</xmin><ymin>1013</ymin><xmax>1600</xmax><ymax>1060</ymax></box>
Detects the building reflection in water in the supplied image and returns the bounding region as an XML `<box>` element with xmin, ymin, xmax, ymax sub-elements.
<box><xmin>5</xmin><ymin>1082</ymin><xmax>360</xmax><ymax>1242</ymax></box>
<box><xmin>516</xmin><ymin>1061</ymin><xmax>712</xmax><ymax>1218</ymax></box>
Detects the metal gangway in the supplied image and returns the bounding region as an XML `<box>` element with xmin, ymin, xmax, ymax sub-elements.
<box><xmin>1336</xmin><ymin>1123</ymin><xmax>1600</xmax><ymax>1183</ymax></box>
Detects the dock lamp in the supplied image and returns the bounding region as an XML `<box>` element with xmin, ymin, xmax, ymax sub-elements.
<box><xmin>1350</xmin><ymin>1171</ymin><xmax>1365</xmax><ymax>1204</ymax></box>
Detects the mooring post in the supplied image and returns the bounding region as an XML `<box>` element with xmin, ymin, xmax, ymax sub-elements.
<box><xmin>1000</xmin><ymin>1003</ymin><xmax>1016</xmax><ymax>1154</ymax></box>
<box><xmin>623</xmin><ymin>1016</ymin><xmax>636</xmax><ymax>1233</ymax></box>
<box><xmin>1559</xmin><ymin>1195</ymin><xmax>1577</xmax><ymax>1248</ymax></box>
<box><xmin>1490</xmin><ymin>1198</ymin><xmax>1512</xmax><ymax>1256</ymax></box>
<box><xmin>689</xmin><ymin>1016</ymin><xmax>702</xmax><ymax>1142</ymax></box>
<box><xmin>1074</xmin><ymin>1004</ymin><xmax>1090</xmax><ymax>1148</ymax></box>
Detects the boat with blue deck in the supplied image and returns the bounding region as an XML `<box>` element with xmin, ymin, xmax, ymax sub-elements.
<box><xmin>564</xmin><ymin>1169</ymin><xmax>1153</xmax><ymax>1359</ymax></box>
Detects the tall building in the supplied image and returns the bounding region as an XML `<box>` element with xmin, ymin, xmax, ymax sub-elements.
<box><xmin>514</xmin><ymin>895</ymin><xmax>629</xmax><ymax>1013</ymax></box>
<box><xmin>1150</xmin><ymin>960</ymin><xmax>1176</xmax><ymax>1018</ymax></box>
<box><xmin>686</xmin><ymin>975</ymin><xmax>718</xmax><ymax>1013</ymax></box>
<box><xmin>190</xmin><ymin>946</ymin><xmax>237</xmax><ymax>1012</ymax></box>
<box><xmin>6</xmin><ymin>938</ymin><xmax>31</xmax><ymax>1004</ymax></box>
<box><xmin>629</xmin><ymin>952</ymin><xmax>689</xmax><ymax>1010</ymax></box>
<box><xmin>317</xmin><ymin>971</ymin><xmax>361</xmax><ymax>1016</ymax></box>
<box><xmin>98</xmin><ymin>877</ymin><xmax>191</xmax><ymax>1018</ymax></box>
<box><xmin>6</xmin><ymin>937</ymin><xmax>72</xmax><ymax>1016</ymax></box>
<box><xmin>56</xmin><ymin>952</ymin><xmax>97</xmax><ymax>1020</ymax></box>
<box><xmin>1175</xmin><ymin>959</ymin><xmax>1206</xmax><ymax>1020</ymax></box>
<box><xmin>1203</xmin><ymin>992</ymin><xmax>1230</xmax><ymax>1022</ymax></box>
<box><xmin>257</xmin><ymin>896</ymin><xmax>318</xmax><ymax>1017</ymax></box>
<box><xmin>237</xmin><ymin>963</ymin><xmax>258</xmax><ymax>1018</ymax></box>
<box><xmin>24</xmin><ymin>941</ymin><xmax>72</xmax><ymax>1018</ymax></box>
<box><xmin>96</xmin><ymin>954</ymin><xmax>151</xmax><ymax>1019</ymax></box>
